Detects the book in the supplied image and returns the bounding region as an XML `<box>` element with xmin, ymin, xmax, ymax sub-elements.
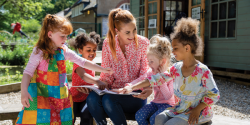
<box><xmin>71</xmin><ymin>85</ymin><xmax>140</xmax><ymax>96</ymax></box>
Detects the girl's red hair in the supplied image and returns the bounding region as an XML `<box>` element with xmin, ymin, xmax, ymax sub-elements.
<box><xmin>107</xmin><ymin>8</ymin><xmax>138</xmax><ymax>61</ymax></box>
<box><xmin>36</xmin><ymin>14</ymin><xmax>73</xmax><ymax>60</ymax></box>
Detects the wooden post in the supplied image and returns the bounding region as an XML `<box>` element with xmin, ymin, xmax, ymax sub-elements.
<box><xmin>200</xmin><ymin>0</ymin><xmax>205</xmax><ymax>63</ymax></box>
<box><xmin>145</xmin><ymin>0</ymin><xmax>149</xmax><ymax>38</ymax></box>
<box><xmin>157</xmin><ymin>0</ymin><xmax>161</xmax><ymax>34</ymax></box>
<box><xmin>188</xmin><ymin>0</ymin><xmax>192</xmax><ymax>17</ymax></box>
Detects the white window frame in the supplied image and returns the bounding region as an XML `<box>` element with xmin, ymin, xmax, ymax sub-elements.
<box><xmin>119</xmin><ymin>3</ymin><xmax>130</xmax><ymax>11</ymax></box>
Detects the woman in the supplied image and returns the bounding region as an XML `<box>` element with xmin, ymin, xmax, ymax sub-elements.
<box><xmin>86</xmin><ymin>8</ymin><xmax>151</xmax><ymax>125</ymax></box>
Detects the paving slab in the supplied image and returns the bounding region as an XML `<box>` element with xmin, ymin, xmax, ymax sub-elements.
<box><xmin>212</xmin><ymin>115</ymin><xmax>249</xmax><ymax>125</ymax></box>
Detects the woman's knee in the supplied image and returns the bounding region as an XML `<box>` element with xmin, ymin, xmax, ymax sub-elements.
<box><xmin>102</xmin><ymin>94</ymin><xmax>116</xmax><ymax>111</ymax></box>
<box><xmin>86</xmin><ymin>91</ymin><xmax>101</xmax><ymax>107</ymax></box>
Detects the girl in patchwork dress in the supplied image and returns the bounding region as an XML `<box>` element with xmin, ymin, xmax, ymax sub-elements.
<box><xmin>16</xmin><ymin>14</ymin><xmax>112</xmax><ymax>125</ymax></box>
<box><xmin>123</xmin><ymin>18</ymin><xmax>220</xmax><ymax>125</ymax></box>
<box><xmin>122</xmin><ymin>35</ymin><xmax>175</xmax><ymax>125</ymax></box>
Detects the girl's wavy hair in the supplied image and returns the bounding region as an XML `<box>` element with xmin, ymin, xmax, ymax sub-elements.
<box><xmin>107</xmin><ymin>8</ymin><xmax>138</xmax><ymax>61</ymax></box>
<box><xmin>147</xmin><ymin>34</ymin><xmax>172</xmax><ymax>67</ymax></box>
<box><xmin>35</xmin><ymin>14</ymin><xmax>73</xmax><ymax>60</ymax></box>
<box><xmin>170</xmin><ymin>17</ymin><xmax>203</xmax><ymax>56</ymax></box>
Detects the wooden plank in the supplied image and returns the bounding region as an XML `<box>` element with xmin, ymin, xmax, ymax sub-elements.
<box><xmin>213</xmin><ymin>76</ymin><xmax>250</xmax><ymax>86</ymax></box>
<box><xmin>0</xmin><ymin>111</ymin><xmax>19</xmax><ymax>120</ymax></box>
<box><xmin>206</xmin><ymin>42</ymin><xmax>250</xmax><ymax>49</ymax></box>
<box><xmin>238</xmin><ymin>5</ymin><xmax>250</xmax><ymax>15</ymax></box>
<box><xmin>211</xmin><ymin>70</ymin><xmax>250</xmax><ymax>80</ymax></box>
<box><xmin>206</xmin><ymin>61</ymin><xmax>250</xmax><ymax>71</ymax></box>
<box><xmin>237</xmin><ymin>21</ymin><xmax>250</xmax><ymax>29</ymax></box>
<box><xmin>206</xmin><ymin>55</ymin><xmax>250</xmax><ymax>64</ymax></box>
<box><xmin>238</xmin><ymin>14</ymin><xmax>250</xmax><ymax>22</ymax></box>
<box><xmin>206</xmin><ymin>49</ymin><xmax>250</xmax><ymax>57</ymax></box>
<box><xmin>237</xmin><ymin>28</ymin><xmax>250</xmax><ymax>36</ymax></box>
<box><xmin>238</xmin><ymin>0</ymin><xmax>250</xmax><ymax>8</ymax></box>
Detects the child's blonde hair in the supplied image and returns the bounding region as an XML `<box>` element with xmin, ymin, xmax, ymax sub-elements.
<box><xmin>147</xmin><ymin>34</ymin><xmax>172</xmax><ymax>66</ymax></box>
<box><xmin>36</xmin><ymin>14</ymin><xmax>73</xmax><ymax>60</ymax></box>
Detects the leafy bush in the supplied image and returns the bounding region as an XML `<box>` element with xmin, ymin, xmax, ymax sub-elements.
<box><xmin>0</xmin><ymin>44</ymin><xmax>33</xmax><ymax>65</ymax></box>
<box><xmin>20</xmin><ymin>19</ymin><xmax>41</xmax><ymax>33</ymax></box>
<box><xmin>0</xmin><ymin>69</ymin><xmax>23</xmax><ymax>85</ymax></box>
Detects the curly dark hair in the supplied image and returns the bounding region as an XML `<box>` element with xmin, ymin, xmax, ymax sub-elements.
<box><xmin>170</xmin><ymin>17</ymin><xmax>203</xmax><ymax>56</ymax></box>
<box><xmin>69</xmin><ymin>31</ymin><xmax>101</xmax><ymax>51</ymax></box>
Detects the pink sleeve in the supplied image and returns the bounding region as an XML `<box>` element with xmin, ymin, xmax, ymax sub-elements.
<box><xmin>130</xmin><ymin>37</ymin><xmax>149</xmax><ymax>85</ymax></box>
<box><xmin>99</xmin><ymin>39</ymin><xmax>114</xmax><ymax>84</ymax></box>
<box><xmin>130</xmin><ymin>69</ymin><xmax>152</xmax><ymax>85</ymax></box>
<box><xmin>160</xmin><ymin>80</ymin><xmax>174</xmax><ymax>100</ymax></box>
<box><xmin>23</xmin><ymin>47</ymin><xmax>42</xmax><ymax>77</ymax></box>
<box><xmin>64</xmin><ymin>45</ymin><xmax>86</xmax><ymax>68</ymax></box>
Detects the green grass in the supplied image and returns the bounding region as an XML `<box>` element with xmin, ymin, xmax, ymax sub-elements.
<box><xmin>0</xmin><ymin>69</ymin><xmax>22</xmax><ymax>85</ymax></box>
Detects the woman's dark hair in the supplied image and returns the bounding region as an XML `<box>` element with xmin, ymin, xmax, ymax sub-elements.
<box><xmin>170</xmin><ymin>17</ymin><xmax>203</xmax><ymax>56</ymax></box>
<box><xmin>69</xmin><ymin>31</ymin><xmax>100</xmax><ymax>51</ymax></box>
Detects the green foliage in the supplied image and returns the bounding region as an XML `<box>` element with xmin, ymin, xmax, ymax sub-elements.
<box><xmin>0</xmin><ymin>0</ymin><xmax>52</xmax><ymax>20</ymax></box>
<box><xmin>20</xmin><ymin>19</ymin><xmax>41</xmax><ymax>33</ymax></box>
<box><xmin>66</xmin><ymin>60</ymin><xmax>73</xmax><ymax>74</ymax></box>
<box><xmin>0</xmin><ymin>44</ymin><xmax>33</xmax><ymax>65</ymax></box>
<box><xmin>35</xmin><ymin>0</ymin><xmax>78</xmax><ymax>22</ymax></box>
<box><xmin>0</xmin><ymin>69</ymin><xmax>23</xmax><ymax>85</ymax></box>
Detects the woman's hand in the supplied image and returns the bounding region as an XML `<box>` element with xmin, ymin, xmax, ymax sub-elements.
<box><xmin>185</xmin><ymin>108</ymin><xmax>201</xmax><ymax>125</ymax></box>
<box><xmin>21</xmin><ymin>89</ymin><xmax>33</xmax><ymax>108</ymax></box>
<box><xmin>133</xmin><ymin>88</ymin><xmax>152</xmax><ymax>100</ymax></box>
<box><xmin>77</xmin><ymin>87</ymin><xmax>92</xmax><ymax>94</ymax></box>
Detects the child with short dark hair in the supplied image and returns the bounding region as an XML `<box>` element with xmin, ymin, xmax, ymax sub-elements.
<box><xmin>69</xmin><ymin>32</ymin><xmax>107</xmax><ymax>125</ymax></box>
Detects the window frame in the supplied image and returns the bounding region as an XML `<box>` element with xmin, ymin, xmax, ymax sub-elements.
<box><xmin>209</xmin><ymin>0</ymin><xmax>237</xmax><ymax>40</ymax></box>
<box><xmin>138</xmin><ymin>1</ymin><xmax>145</xmax><ymax>36</ymax></box>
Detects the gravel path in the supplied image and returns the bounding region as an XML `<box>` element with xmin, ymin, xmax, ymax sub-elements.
<box><xmin>0</xmin><ymin>79</ymin><xmax>249</xmax><ymax>125</ymax></box>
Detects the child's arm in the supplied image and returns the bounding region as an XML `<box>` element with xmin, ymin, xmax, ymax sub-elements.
<box><xmin>75</xmin><ymin>67</ymin><xmax>108</xmax><ymax>90</ymax></box>
<box><xmin>21</xmin><ymin>73</ymin><xmax>33</xmax><ymax>108</ymax></box>
<box><xmin>122</xmin><ymin>79</ymin><xmax>150</xmax><ymax>94</ymax></box>
<box><xmin>64</xmin><ymin>45</ymin><xmax>113</xmax><ymax>74</ymax></box>
<box><xmin>186</xmin><ymin>69</ymin><xmax>220</xmax><ymax>125</ymax></box>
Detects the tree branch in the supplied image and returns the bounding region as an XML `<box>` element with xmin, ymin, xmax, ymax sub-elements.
<box><xmin>0</xmin><ymin>0</ymin><xmax>8</xmax><ymax>7</ymax></box>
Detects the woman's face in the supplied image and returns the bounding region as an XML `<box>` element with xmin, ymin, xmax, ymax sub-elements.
<box><xmin>79</xmin><ymin>43</ymin><xmax>97</xmax><ymax>61</ymax></box>
<box><xmin>116</xmin><ymin>21</ymin><xmax>137</xmax><ymax>45</ymax></box>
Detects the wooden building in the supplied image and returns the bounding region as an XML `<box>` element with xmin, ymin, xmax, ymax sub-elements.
<box><xmin>131</xmin><ymin>0</ymin><xmax>250</xmax><ymax>85</ymax></box>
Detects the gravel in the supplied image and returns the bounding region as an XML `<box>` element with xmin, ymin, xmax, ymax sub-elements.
<box><xmin>0</xmin><ymin>79</ymin><xmax>249</xmax><ymax>125</ymax></box>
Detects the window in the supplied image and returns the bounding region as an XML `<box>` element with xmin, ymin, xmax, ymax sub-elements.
<box><xmin>138</xmin><ymin>0</ymin><xmax>145</xmax><ymax>36</ymax></box>
<box><xmin>119</xmin><ymin>3</ymin><xmax>130</xmax><ymax>11</ymax></box>
<box><xmin>148</xmin><ymin>0</ymin><xmax>157</xmax><ymax>38</ymax></box>
<box><xmin>210</xmin><ymin>0</ymin><xmax>236</xmax><ymax>38</ymax></box>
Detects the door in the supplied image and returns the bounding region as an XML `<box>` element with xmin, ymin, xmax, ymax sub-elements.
<box><xmin>188</xmin><ymin>0</ymin><xmax>205</xmax><ymax>63</ymax></box>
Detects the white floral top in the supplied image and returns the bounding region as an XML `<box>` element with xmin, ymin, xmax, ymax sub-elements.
<box><xmin>148</xmin><ymin>62</ymin><xmax>220</xmax><ymax>123</ymax></box>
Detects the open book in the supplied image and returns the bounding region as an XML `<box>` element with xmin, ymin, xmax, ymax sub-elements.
<box><xmin>71</xmin><ymin>85</ymin><xmax>140</xmax><ymax>96</ymax></box>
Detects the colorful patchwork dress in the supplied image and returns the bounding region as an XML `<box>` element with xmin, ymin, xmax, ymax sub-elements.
<box><xmin>16</xmin><ymin>46</ymin><xmax>85</xmax><ymax>125</ymax></box>
<box><xmin>148</xmin><ymin>62</ymin><xmax>220</xmax><ymax>124</ymax></box>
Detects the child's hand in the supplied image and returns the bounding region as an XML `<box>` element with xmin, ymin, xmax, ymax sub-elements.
<box><xmin>133</xmin><ymin>89</ymin><xmax>152</xmax><ymax>100</ymax></box>
<box><xmin>96</xmin><ymin>80</ymin><xmax>109</xmax><ymax>90</ymax></box>
<box><xmin>185</xmin><ymin>108</ymin><xmax>201</xmax><ymax>125</ymax></box>
<box><xmin>77</xmin><ymin>88</ymin><xmax>92</xmax><ymax>94</ymax></box>
<box><xmin>121</xmin><ymin>86</ymin><xmax>133</xmax><ymax>94</ymax></box>
<box><xmin>21</xmin><ymin>90</ymin><xmax>33</xmax><ymax>108</ymax></box>
<box><xmin>104</xmin><ymin>67</ymin><xmax>113</xmax><ymax>75</ymax></box>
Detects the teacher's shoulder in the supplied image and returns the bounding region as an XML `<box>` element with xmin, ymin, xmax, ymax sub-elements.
<box><xmin>137</xmin><ymin>35</ymin><xmax>150</xmax><ymax>48</ymax></box>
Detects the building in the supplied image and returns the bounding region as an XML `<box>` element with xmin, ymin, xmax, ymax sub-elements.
<box><xmin>66</xmin><ymin>0</ymin><xmax>130</xmax><ymax>37</ymax></box>
<box><xmin>131</xmin><ymin>0</ymin><xmax>250</xmax><ymax>85</ymax></box>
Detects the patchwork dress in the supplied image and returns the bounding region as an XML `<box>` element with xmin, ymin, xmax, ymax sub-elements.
<box><xmin>16</xmin><ymin>47</ymin><xmax>78</xmax><ymax>125</ymax></box>
<box><xmin>148</xmin><ymin>62</ymin><xmax>220</xmax><ymax>124</ymax></box>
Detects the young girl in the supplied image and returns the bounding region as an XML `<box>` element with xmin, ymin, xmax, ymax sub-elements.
<box><xmin>123</xmin><ymin>18</ymin><xmax>220</xmax><ymax>125</ymax></box>
<box><xmin>122</xmin><ymin>35</ymin><xmax>175</xmax><ymax>125</ymax></box>
<box><xmin>69</xmin><ymin>32</ymin><xmax>106</xmax><ymax>125</ymax></box>
<box><xmin>16</xmin><ymin>14</ymin><xmax>112</xmax><ymax>125</ymax></box>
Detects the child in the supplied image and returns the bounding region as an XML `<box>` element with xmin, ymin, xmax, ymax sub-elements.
<box><xmin>16</xmin><ymin>14</ymin><xmax>112</xmax><ymax>125</ymax></box>
<box><xmin>122</xmin><ymin>35</ymin><xmax>175</xmax><ymax>125</ymax></box>
<box><xmin>69</xmin><ymin>32</ymin><xmax>107</xmax><ymax>125</ymax></box>
<box><xmin>123</xmin><ymin>18</ymin><xmax>220</xmax><ymax>125</ymax></box>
